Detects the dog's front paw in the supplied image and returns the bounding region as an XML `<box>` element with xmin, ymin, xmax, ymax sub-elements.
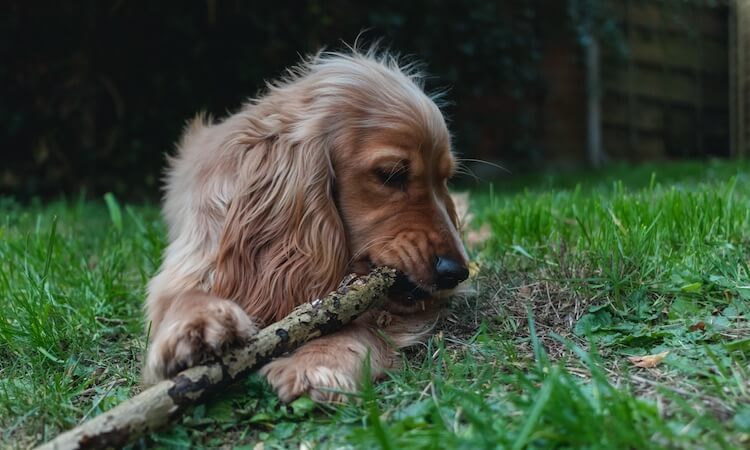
<box><xmin>260</xmin><ymin>351</ymin><xmax>361</xmax><ymax>403</ymax></box>
<box><xmin>143</xmin><ymin>299</ymin><xmax>257</xmax><ymax>384</ymax></box>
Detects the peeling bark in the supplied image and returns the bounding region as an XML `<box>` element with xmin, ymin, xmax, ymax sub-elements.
<box><xmin>36</xmin><ymin>268</ymin><xmax>395</xmax><ymax>450</ymax></box>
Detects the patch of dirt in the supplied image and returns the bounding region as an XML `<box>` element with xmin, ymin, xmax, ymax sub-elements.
<box><xmin>439</xmin><ymin>265</ymin><xmax>591</xmax><ymax>360</ymax></box>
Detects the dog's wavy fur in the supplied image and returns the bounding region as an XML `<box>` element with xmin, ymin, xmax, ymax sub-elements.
<box><xmin>143</xmin><ymin>48</ymin><xmax>467</xmax><ymax>402</ymax></box>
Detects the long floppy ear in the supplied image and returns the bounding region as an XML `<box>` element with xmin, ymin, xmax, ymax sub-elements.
<box><xmin>211</xmin><ymin>135</ymin><xmax>349</xmax><ymax>325</ymax></box>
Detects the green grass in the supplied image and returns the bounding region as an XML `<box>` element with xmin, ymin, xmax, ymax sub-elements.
<box><xmin>1</xmin><ymin>160</ymin><xmax>749</xmax><ymax>449</ymax></box>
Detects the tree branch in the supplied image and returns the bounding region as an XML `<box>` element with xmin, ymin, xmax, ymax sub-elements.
<box><xmin>37</xmin><ymin>267</ymin><xmax>396</xmax><ymax>450</ymax></box>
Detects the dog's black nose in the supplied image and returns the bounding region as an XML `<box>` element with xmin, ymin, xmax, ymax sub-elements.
<box><xmin>434</xmin><ymin>256</ymin><xmax>469</xmax><ymax>289</ymax></box>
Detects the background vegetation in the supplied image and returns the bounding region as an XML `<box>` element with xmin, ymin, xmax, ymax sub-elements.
<box><xmin>1</xmin><ymin>0</ymin><xmax>542</xmax><ymax>198</ymax></box>
<box><xmin>4</xmin><ymin>0</ymin><xmax>728</xmax><ymax>199</ymax></box>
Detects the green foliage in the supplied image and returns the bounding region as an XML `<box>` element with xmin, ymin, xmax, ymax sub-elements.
<box><xmin>2</xmin><ymin>0</ymin><xmax>554</xmax><ymax>199</ymax></box>
<box><xmin>473</xmin><ymin>160</ymin><xmax>750</xmax><ymax>314</ymax></box>
<box><xmin>0</xmin><ymin>197</ymin><xmax>164</xmax><ymax>445</ymax></box>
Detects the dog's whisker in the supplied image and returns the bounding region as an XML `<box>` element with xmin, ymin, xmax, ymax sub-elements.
<box><xmin>453</xmin><ymin>165</ymin><xmax>481</xmax><ymax>182</ymax></box>
<box><xmin>348</xmin><ymin>236</ymin><xmax>396</xmax><ymax>265</ymax></box>
<box><xmin>368</xmin><ymin>239</ymin><xmax>401</xmax><ymax>264</ymax></box>
<box><xmin>350</xmin><ymin>236</ymin><xmax>394</xmax><ymax>258</ymax></box>
<box><xmin>455</xmin><ymin>158</ymin><xmax>511</xmax><ymax>174</ymax></box>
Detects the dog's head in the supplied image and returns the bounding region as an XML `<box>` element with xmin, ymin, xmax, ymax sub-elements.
<box><xmin>333</xmin><ymin>119</ymin><xmax>468</xmax><ymax>300</ymax></box>
<box><xmin>322</xmin><ymin>53</ymin><xmax>469</xmax><ymax>299</ymax></box>
<box><xmin>213</xmin><ymin>49</ymin><xmax>467</xmax><ymax>321</ymax></box>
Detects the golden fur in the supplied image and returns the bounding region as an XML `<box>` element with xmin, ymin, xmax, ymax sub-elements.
<box><xmin>143</xmin><ymin>48</ymin><xmax>468</xmax><ymax>402</ymax></box>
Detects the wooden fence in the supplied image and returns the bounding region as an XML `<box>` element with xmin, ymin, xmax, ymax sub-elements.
<box><xmin>601</xmin><ymin>0</ymin><xmax>731</xmax><ymax>160</ymax></box>
<box><xmin>731</xmin><ymin>0</ymin><xmax>750</xmax><ymax>158</ymax></box>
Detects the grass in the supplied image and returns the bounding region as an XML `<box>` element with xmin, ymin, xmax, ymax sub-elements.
<box><xmin>1</xmin><ymin>160</ymin><xmax>749</xmax><ymax>449</ymax></box>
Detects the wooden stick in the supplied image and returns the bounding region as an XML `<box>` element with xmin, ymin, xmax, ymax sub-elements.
<box><xmin>37</xmin><ymin>268</ymin><xmax>395</xmax><ymax>450</ymax></box>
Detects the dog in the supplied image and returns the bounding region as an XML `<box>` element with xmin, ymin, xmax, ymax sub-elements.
<box><xmin>143</xmin><ymin>48</ymin><xmax>469</xmax><ymax>403</ymax></box>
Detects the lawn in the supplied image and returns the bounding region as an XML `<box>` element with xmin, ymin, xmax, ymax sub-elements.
<box><xmin>1</xmin><ymin>160</ymin><xmax>749</xmax><ymax>449</ymax></box>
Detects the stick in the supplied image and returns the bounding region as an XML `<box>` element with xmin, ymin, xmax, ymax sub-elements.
<box><xmin>37</xmin><ymin>268</ymin><xmax>396</xmax><ymax>450</ymax></box>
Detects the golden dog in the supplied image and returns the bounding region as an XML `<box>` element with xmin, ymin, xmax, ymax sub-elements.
<box><xmin>143</xmin><ymin>48</ymin><xmax>468</xmax><ymax>402</ymax></box>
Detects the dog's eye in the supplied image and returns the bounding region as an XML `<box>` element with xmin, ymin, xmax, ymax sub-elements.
<box><xmin>375</xmin><ymin>167</ymin><xmax>409</xmax><ymax>190</ymax></box>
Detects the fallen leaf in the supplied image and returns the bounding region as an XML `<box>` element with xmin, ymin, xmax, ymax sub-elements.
<box><xmin>468</xmin><ymin>261</ymin><xmax>482</xmax><ymax>278</ymax></box>
<box><xmin>627</xmin><ymin>351</ymin><xmax>669</xmax><ymax>368</ymax></box>
<box><xmin>518</xmin><ymin>285</ymin><xmax>532</xmax><ymax>299</ymax></box>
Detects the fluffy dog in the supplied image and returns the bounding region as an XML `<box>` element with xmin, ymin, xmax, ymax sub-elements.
<box><xmin>143</xmin><ymin>48</ymin><xmax>469</xmax><ymax>402</ymax></box>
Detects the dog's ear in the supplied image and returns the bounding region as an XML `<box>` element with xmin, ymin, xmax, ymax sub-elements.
<box><xmin>211</xmin><ymin>136</ymin><xmax>349</xmax><ymax>324</ymax></box>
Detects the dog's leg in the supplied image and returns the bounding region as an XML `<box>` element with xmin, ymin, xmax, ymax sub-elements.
<box><xmin>260</xmin><ymin>321</ymin><xmax>393</xmax><ymax>403</ymax></box>
<box><xmin>142</xmin><ymin>118</ymin><xmax>262</xmax><ymax>383</ymax></box>
<box><xmin>260</xmin><ymin>309</ymin><xmax>438</xmax><ymax>403</ymax></box>
<box><xmin>142</xmin><ymin>200</ymin><xmax>260</xmax><ymax>384</ymax></box>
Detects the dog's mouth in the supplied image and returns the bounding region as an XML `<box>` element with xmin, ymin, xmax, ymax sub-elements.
<box><xmin>354</xmin><ymin>258</ymin><xmax>432</xmax><ymax>302</ymax></box>
<box><xmin>388</xmin><ymin>271</ymin><xmax>432</xmax><ymax>302</ymax></box>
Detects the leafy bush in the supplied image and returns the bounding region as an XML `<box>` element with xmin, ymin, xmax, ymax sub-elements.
<box><xmin>1</xmin><ymin>0</ymin><xmax>563</xmax><ymax>199</ymax></box>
